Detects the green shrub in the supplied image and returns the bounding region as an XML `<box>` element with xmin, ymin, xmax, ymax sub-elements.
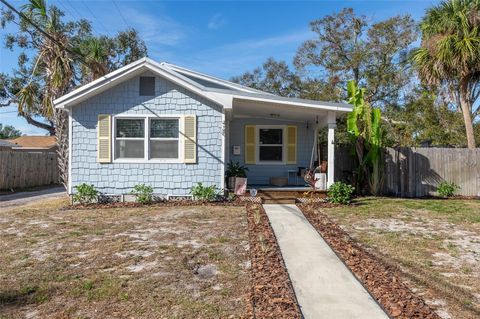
<box><xmin>225</xmin><ymin>161</ymin><xmax>249</xmax><ymax>178</ymax></box>
<box><xmin>73</xmin><ymin>183</ymin><xmax>98</xmax><ymax>205</ymax></box>
<box><xmin>327</xmin><ymin>182</ymin><xmax>355</xmax><ymax>204</ymax></box>
<box><xmin>130</xmin><ymin>184</ymin><xmax>154</xmax><ymax>204</ymax></box>
<box><xmin>437</xmin><ymin>181</ymin><xmax>459</xmax><ymax>198</ymax></box>
<box><xmin>190</xmin><ymin>183</ymin><xmax>218</xmax><ymax>201</ymax></box>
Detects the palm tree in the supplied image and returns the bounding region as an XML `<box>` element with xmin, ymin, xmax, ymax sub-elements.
<box><xmin>79</xmin><ymin>37</ymin><xmax>109</xmax><ymax>81</ymax></box>
<box><xmin>16</xmin><ymin>0</ymin><xmax>75</xmax><ymax>188</ymax></box>
<box><xmin>411</xmin><ymin>0</ymin><xmax>480</xmax><ymax>149</ymax></box>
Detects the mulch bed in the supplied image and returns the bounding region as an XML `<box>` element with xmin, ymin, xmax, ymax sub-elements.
<box><xmin>246</xmin><ymin>203</ymin><xmax>302</xmax><ymax>319</ymax></box>
<box><xmin>298</xmin><ymin>203</ymin><xmax>440</xmax><ymax>319</ymax></box>
<box><xmin>64</xmin><ymin>199</ymin><xmax>244</xmax><ymax>210</ymax></box>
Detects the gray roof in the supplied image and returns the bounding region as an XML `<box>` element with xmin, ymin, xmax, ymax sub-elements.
<box><xmin>54</xmin><ymin>58</ymin><xmax>351</xmax><ymax>112</ymax></box>
<box><xmin>0</xmin><ymin>140</ymin><xmax>17</xmax><ymax>147</ymax></box>
<box><xmin>162</xmin><ymin>62</ymin><xmax>351</xmax><ymax>110</ymax></box>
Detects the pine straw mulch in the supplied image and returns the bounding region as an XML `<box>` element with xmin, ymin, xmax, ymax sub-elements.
<box><xmin>246</xmin><ymin>203</ymin><xmax>302</xmax><ymax>319</ymax></box>
<box><xmin>298</xmin><ymin>203</ymin><xmax>440</xmax><ymax>319</ymax></box>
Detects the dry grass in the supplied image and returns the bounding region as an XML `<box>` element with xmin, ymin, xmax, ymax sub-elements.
<box><xmin>0</xmin><ymin>197</ymin><xmax>250</xmax><ymax>318</ymax></box>
<box><xmin>318</xmin><ymin>197</ymin><xmax>480</xmax><ymax>319</ymax></box>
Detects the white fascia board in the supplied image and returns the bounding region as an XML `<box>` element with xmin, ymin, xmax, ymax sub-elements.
<box><xmin>207</xmin><ymin>91</ymin><xmax>233</xmax><ymax>109</ymax></box>
<box><xmin>54</xmin><ymin>58</ymin><xmax>224</xmax><ymax>110</ymax></box>
<box><xmin>232</xmin><ymin>95</ymin><xmax>352</xmax><ymax>113</ymax></box>
<box><xmin>54</xmin><ymin>57</ymin><xmax>147</xmax><ymax>108</ymax></box>
<box><xmin>55</xmin><ymin>64</ymin><xmax>146</xmax><ymax>109</ymax></box>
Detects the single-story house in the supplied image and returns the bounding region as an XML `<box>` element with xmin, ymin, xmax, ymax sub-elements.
<box><xmin>0</xmin><ymin>139</ymin><xmax>17</xmax><ymax>150</ymax></box>
<box><xmin>9</xmin><ymin>136</ymin><xmax>57</xmax><ymax>151</ymax></box>
<box><xmin>54</xmin><ymin>58</ymin><xmax>351</xmax><ymax>196</ymax></box>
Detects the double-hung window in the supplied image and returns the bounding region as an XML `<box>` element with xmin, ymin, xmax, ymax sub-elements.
<box><xmin>115</xmin><ymin>118</ymin><xmax>145</xmax><ymax>159</ymax></box>
<box><xmin>114</xmin><ymin>117</ymin><xmax>180</xmax><ymax>161</ymax></box>
<box><xmin>258</xmin><ymin>127</ymin><xmax>284</xmax><ymax>162</ymax></box>
<box><xmin>149</xmin><ymin>118</ymin><xmax>179</xmax><ymax>159</ymax></box>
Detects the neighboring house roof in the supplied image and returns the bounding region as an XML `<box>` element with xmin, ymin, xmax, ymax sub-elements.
<box><xmin>10</xmin><ymin>136</ymin><xmax>57</xmax><ymax>149</ymax></box>
<box><xmin>54</xmin><ymin>57</ymin><xmax>352</xmax><ymax>113</ymax></box>
<box><xmin>0</xmin><ymin>140</ymin><xmax>17</xmax><ymax>148</ymax></box>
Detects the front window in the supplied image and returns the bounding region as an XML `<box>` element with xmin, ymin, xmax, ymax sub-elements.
<box><xmin>115</xmin><ymin>119</ymin><xmax>145</xmax><ymax>159</ymax></box>
<box><xmin>114</xmin><ymin>117</ymin><xmax>180</xmax><ymax>161</ymax></box>
<box><xmin>259</xmin><ymin>128</ymin><xmax>283</xmax><ymax>162</ymax></box>
<box><xmin>150</xmin><ymin>119</ymin><xmax>179</xmax><ymax>159</ymax></box>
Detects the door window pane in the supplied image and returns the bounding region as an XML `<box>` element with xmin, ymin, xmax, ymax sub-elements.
<box><xmin>260</xmin><ymin>129</ymin><xmax>282</xmax><ymax>145</ymax></box>
<box><xmin>150</xmin><ymin>119</ymin><xmax>179</xmax><ymax>138</ymax></box>
<box><xmin>115</xmin><ymin>140</ymin><xmax>144</xmax><ymax>158</ymax></box>
<box><xmin>259</xmin><ymin>146</ymin><xmax>283</xmax><ymax>161</ymax></box>
<box><xmin>116</xmin><ymin>119</ymin><xmax>144</xmax><ymax>138</ymax></box>
<box><xmin>150</xmin><ymin>140</ymin><xmax>178</xmax><ymax>158</ymax></box>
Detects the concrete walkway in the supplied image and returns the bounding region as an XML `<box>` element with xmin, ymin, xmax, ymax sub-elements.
<box><xmin>0</xmin><ymin>186</ymin><xmax>66</xmax><ymax>208</ymax></box>
<box><xmin>264</xmin><ymin>204</ymin><xmax>389</xmax><ymax>319</ymax></box>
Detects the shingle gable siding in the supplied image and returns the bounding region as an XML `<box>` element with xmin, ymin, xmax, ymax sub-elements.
<box><xmin>71</xmin><ymin>71</ymin><xmax>223</xmax><ymax>196</ymax></box>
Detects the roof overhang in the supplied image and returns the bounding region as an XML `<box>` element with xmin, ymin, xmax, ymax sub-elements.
<box><xmin>54</xmin><ymin>58</ymin><xmax>224</xmax><ymax>110</ymax></box>
<box><xmin>54</xmin><ymin>57</ymin><xmax>352</xmax><ymax>117</ymax></box>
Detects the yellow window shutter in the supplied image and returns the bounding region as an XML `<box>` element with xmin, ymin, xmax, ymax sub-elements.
<box><xmin>286</xmin><ymin>125</ymin><xmax>297</xmax><ymax>164</ymax></box>
<box><xmin>97</xmin><ymin>114</ymin><xmax>111</xmax><ymax>163</ymax></box>
<box><xmin>184</xmin><ymin>115</ymin><xmax>197</xmax><ymax>163</ymax></box>
<box><xmin>245</xmin><ymin>125</ymin><xmax>256</xmax><ymax>164</ymax></box>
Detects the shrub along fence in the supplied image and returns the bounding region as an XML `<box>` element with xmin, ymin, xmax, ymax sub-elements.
<box><xmin>0</xmin><ymin>150</ymin><xmax>60</xmax><ymax>190</ymax></box>
<box><xmin>334</xmin><ymin>147</ymin><xmax>480</xmax><ymax>197</ymax></box>
<box><xmin>383</xmin><ymin>147</ymin><xmax>480</xmax><ymax>197</ymax></box>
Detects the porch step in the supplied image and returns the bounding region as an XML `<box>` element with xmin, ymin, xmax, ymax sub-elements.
<box><xmin>263</xmin><ymin>198</ymin><xmax>297</xmax><ymax>204</ymax></box>
<box><xmin>257</xmin><ymin>190</ymin><xmax>326</xmax><ymax>199</ymax></box>
<box><xmin>235</xmin><ymin>189</ymin><xmax>326</xmax><ymax>204</ymax></box>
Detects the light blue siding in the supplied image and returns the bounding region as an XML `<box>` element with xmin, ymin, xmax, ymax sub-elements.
<box><xmin>228</xmin><ymin>117</ymin><xmax>314</xmax><ymax>185</ymax></box>
<box><xmin>71</xmin><ymin>72</ymin><xmax>223</xmax><ymax>196</ymax></box>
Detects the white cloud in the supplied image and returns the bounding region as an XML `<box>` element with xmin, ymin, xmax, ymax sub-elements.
<box><xmin>220</xmin><ymin>29</ymin><xmax>313</xmax><ymax>51</ymax></box>
<box><xmin>208</xmin><ymin>13</ymin><xmax>227</xmax><ymax>30</ymax></box>
<box><xmin>109</xmin><ymin>5</ymin><xmax>188</xmax><ymax>47</ymax></box>
<box><xmin>171</xmin><ymin>29</ymin><xmax>313</xmax><ymax>78</ymax></box>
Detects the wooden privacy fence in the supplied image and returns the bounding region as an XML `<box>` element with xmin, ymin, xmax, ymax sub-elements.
<box><xmin>383</xmin><ymin>147</ymin><xmax>480</xmax><ymax>197</ymax></box>
<box><xmin>334</xmin><ymin>147</ymin><xmax>480</xmax><ymax>197</ymax></box>
<box><xmin>0</xmin><ymin>150</ymin><xmax>60</xmax><ymax>190</ymax></box>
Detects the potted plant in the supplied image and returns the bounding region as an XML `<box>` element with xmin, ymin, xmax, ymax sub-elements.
<box><xmin>225</xmin><ymin>161</ymin><xmax>249</xmax><ymax>190</ymax></box>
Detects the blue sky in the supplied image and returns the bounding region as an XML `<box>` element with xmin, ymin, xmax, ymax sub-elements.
<box><xmin>0</xmin><ymin>0</ymin><xmax>439</xmax><ymax>135</ymax></box>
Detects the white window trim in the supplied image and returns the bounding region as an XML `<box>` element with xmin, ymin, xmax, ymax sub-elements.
<box><xmin>112</xmin><ymin>114</ymin><xmax>184</xmax><ymax>163</ymax></box>
<box><xmin>256</xmin><ymin>125</ymin><xmax>286</xmax><ymax>165</ymax></box>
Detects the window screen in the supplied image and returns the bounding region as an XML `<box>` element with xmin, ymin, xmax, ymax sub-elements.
<box><xmin>116</xmin><ymin>119</ymin><xmax>144</xmax><ymax>138</ymax></box>
<box><xmin>115</xmin><ymin>119</ymin><xmax>145</xmax><ymax>159</ymax></box>
<box><xmin>150</xmin><ymin>119</ymin><xmax>179</xmax><ymax>138</ymax></box>
<box><xmin>259</xmin><ymin>128</ymin><xmax>283</xmax><ymax>162</ymax></box>
<box><xmin>149</xmin><ymin>118</ymin><xmax>179</xmax><ymax>159</ymax></box>
<box><xmin>139</xmin><ymin>76</ymin><xmax>155</xmax><ymax>96</ymax></box>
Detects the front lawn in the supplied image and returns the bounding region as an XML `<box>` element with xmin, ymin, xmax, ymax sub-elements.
<box><xmin>0</xmin><ymin>198</ymin><xmax>250</xmax><ymax>318</ymax></box>
<box><xmin>319</xmin><ymin>197</ymin><xmax>480</xmax><ymax>319</ymax></box>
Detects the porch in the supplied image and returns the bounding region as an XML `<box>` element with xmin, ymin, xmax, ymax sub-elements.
<box><xmin>225</xmin><ymin>96</ymin><xmax>349</xmax><ymax>191</ymax></box>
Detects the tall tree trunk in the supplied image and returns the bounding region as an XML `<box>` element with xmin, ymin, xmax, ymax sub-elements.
<box><xmin>461</xmin><ymin>106</ymin><xmax>475</xmax><ymax>149</ymax></box>
<box><xmin>54</xmin><ymin>109</ymin><xmax>69</xmax><ymax>190</ymax></box>
<box><xmin>460</xmin><ymin>80</ymin><xmax>476</xmax><ymax>149</ymax></box>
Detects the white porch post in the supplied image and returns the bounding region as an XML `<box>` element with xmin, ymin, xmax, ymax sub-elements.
<box><xmin>327</xmin><ymin>111</ymin><xmax>336</xmax><ymax>188</ymax></box>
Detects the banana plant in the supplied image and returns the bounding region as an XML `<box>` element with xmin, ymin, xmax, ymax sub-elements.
<box><xmin>347</xmin><ymin>80</ymin><xmax>384</xmax><ymax>195</ymax></box>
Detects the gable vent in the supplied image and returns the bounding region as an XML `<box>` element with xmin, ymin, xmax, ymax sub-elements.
<box><xmin>139</xmin><ymin>76</ymin><xmax>155</xmax><ymax>96</ymax></box>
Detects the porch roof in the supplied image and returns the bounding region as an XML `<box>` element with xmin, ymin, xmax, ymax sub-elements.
<box><xmin>230</xmin><ymin>98</ymin><xmax>344</xmax><ymax>124</ymax></box>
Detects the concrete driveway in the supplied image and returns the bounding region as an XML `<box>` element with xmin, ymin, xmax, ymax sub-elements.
<box><xmin>0</xmin><ymin>186</ymin><xmax>66</xmax><ymax>208</ymax></box>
